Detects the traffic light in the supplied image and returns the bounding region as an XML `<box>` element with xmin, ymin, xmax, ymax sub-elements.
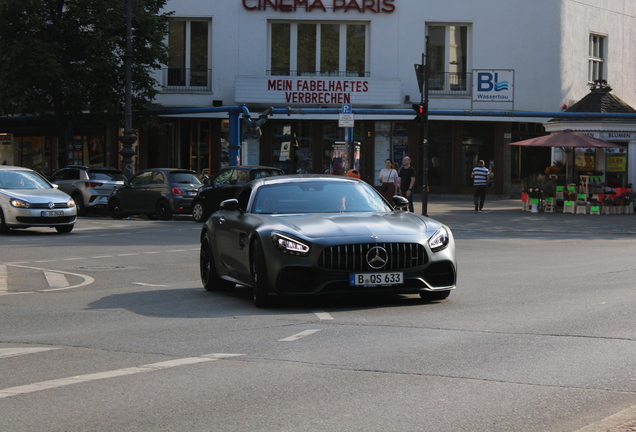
<box><xmin>412</xmin><ymin>103</ymin><xmax>425</xmax><ymax>124</ymax></box>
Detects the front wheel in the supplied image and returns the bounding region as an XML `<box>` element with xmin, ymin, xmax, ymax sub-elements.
<box><xmin>251</xmin><ymin>239</ymin><xmax>273</xmax><ymax>308</ymax></box>
<box><xmin>55</xmin><ymin>224</ymin><xmax>74</xmax><ymax>234</ymax></box>
<box><xmin>0</xmin><ymin>209</ymin><xmax>9</xmax><ymax>234</ymax></box>
<box><xmin>419</xmin><ymin>290</ymin><xmax>451</xmax><ymax>302</ymax></box>
<box><xmin>156</xmin><ymin>200</ymin><xmax>173</xmax><ymax>221</ymax></box>
<box><xmin>73</xmin><ymin>194</ymin><xmax>87</xmax><ymax>216</ymax></box>
<box><xmin>200</xmin><ymin>232</ymin><xmax>234</xmax><ymax>291</ymax></box>
<box><xmin>192</xmin><ymin>201</ymin><xmax>206</xmax><ymax>223</ymax></box>
<box><xmin>108</xmin><ymin>200</ymin><xmax>124</xmax><ymax>219</ymax></box>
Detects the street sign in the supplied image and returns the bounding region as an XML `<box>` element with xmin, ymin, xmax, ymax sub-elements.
<box><xmin>339</xmin><ymin>113</ymin><xmax>354</xmax><ymax>127</ymax></box>
<box><xmin>341</xmin><ymin>104</ymin><xmax>352</xmax><ymax>114</ymax></box>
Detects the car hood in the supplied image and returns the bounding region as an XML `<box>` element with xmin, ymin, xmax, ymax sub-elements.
<box><xmin>270</xmin><ymin>212</ymin><xmax>437</xmax><ymax>239</ymax></box>
<box><xmin>0</xmin><ymin>188</ymin><xmax>72</xmax><ymax>202</ymax></box>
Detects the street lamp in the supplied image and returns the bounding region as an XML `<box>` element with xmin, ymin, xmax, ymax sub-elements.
<box><xmin>119</xmin><ymin>0</ymin><xmax>136</xmax><ymax>179</ymax></box>
<box><xmin>414</xmin><ymin>36</ymin><xmax>430</xmax><ymax>216</ymax></box>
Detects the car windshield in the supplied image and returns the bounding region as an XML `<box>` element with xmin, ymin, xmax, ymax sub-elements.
<box><xmin>251</xmin><ymin>169</ymin><xmax>282</xmax><ymax>180</ymax></box>
<box><xmin>0</xmin><ymin>170</ymin><xmax>52</xmax><ymax>190</ymax></box>
<box><xmin>88</xmin><ymin>170</ymin><xmax>127</xmax><ymax>181</ymax></box>
<box><xmin>252</xmin><ymin>181</ymin><xmax>392</xmax><ymax>214</ymax></box>
<box><xmin>170</xmin><ymin>172</ymin><xmax>202</xmax><ymax>185</ymax></box>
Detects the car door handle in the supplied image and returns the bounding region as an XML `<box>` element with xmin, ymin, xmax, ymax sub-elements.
<box><xmin>218</xmin><ymin>217</ymin><xmax>225</xmax><ymax>224</ymax></box>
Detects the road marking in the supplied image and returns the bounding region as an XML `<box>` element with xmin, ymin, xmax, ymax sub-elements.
<box><xmin>117</xmin><ymin>253</ymin><xmax>139</xmax><ymax>257</ymax></box>
<box><xmin>34</xmin><ymin>260</ymin><xmax>57</xmax><ymax>263</ymax></box>
<box><xmin>279</xmin><ymin>329</ymin><xmax>321</xmax><ymax>342</ymax></box>
<box><xmin>143</xmin><ymin>251</ymin><xmax>162</xmax><ymax>254</ymax></box>
<box><xmin>133</xmin><ymin>282</ymin><xmax>168</xmax><ymax>287</ymax></box>
<box><xmin>0</xmin><ymin>354</ymin><xmax>243</xmax><ymax>399</ymax></box>
<box><xmin>0</xmin><ymin>265</ymin><xmax>94</xmax><ymax>294</ymax></box>
<box><xmin>91</xmin><ymin>255</ymin><xmax>114</xmax><ymax>258</ymax></box>
<box><xmin>44</xmin><ymin>271</ymin><xmax>70</xmax><ymax>288</ymax></box>
<box><xmin>63</xmin><ymin>257</ymin><xmax>86</xmax><ymax>261</ymax></box>
<box><xmin>313</xmin><ymin>311</ymin><xmax>334</xmax><ymax>320</ymax></box>
<box><xmin>0</xmin><ymin>347</ymin><xmax>61</xmax><ymax>359</ymax></box>
<box><xmin>0</xmin><ymin>265</ymin><xmax>7</xmax><ymax>293</ymax></box>
<box><xmin>166</xmin><ymin>249</ymin><xmax>187</xmax><ymax>253</ymax></box>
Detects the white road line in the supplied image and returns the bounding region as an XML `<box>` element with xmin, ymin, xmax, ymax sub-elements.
<box><xmin>0</xmin><ymin>354</ymin><xmax>243</xmax><ymax>399</ymax></box>
<box><xmin>44</xmin><ymin>271</ymin><xmax>70</xmax><ymax>288</ymax></box>
<box><xmin>133</xmin><ymin>282</ymin><xmax>168</xmax><ymax>287</ymax></box>
<box><xmin>2</xmin><ymin>265</ymin><xmax>94</xmax><ymax>293</ymax></box>
<box><xmin>0</xmin><ymin>265</ymin><xmax>7</xmax><ymax>293</ymax></box>
<box><xmin>143</xmin><ymin>251</ymin><xmax>162</xmax><ymax>254</ymax></box>
<box><xmin>117</xmin><ymin>253</ymin><xmax>139</xmax><ymax>256</ymax></box>
<box><xmin>313</xmin><ymin>311</ymin><xmax>334</xmax><ymax>320</ymax></box>
<box><xmin>279</xmin><ymin>329</ymin><xmax>321</xmax><ymax>342</ymax></box>
<box><xmin>62</xmin><ymin>257</ymin><xmax>86</xmax><ymax>261</ymax></box>
<box><xmin>34</xmin><ymin>260</ymin><xmax>56</xmax><ymax>263</ymax></box>
<box><xmin>91</xmin><ymin>255</ymin><xmax>114</xmax><ymax>258</ymax></box>
<box><xmin>0</xmin><ymin>348</ymin><xmax>61</xmax><ymax>359</ymax></box>
<box><xmin>166</xmin><ymin>249</ymin><xmax>187</xmax><ymax>253</ymax></box>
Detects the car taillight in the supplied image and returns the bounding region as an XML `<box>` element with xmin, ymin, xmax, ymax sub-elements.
<box><xmin>85</xmin><ymin>182</ymin><xmax>103</xmax><ymax>188</ymax></box>
<box><xmin>172</xmin><ymin>188</ymin><xmax>182</xmax><ymax>196</ymax></box>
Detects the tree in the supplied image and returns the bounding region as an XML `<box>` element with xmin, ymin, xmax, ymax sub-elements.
<box><xmin>0</xmin><ymin>0</ymin><xmax>171</xmax><ymax>145</ymax></box>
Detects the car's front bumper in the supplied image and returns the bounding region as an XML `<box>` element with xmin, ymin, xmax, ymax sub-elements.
<box><xmin>5</xmin><ymin>207</ymin><xmax>77</xmax><ymax>228</ymax></box>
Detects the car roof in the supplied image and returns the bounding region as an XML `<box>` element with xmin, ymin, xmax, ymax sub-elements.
<box><xmin>250</xmin><ymin>174</ymin><xmax>363</xmax><ymax>187</ymax></box>
<box><xmin>136</xmin><ymin>168</ymin><xmax>197</xmax><ymax>174</ymax></box>
<box><xmin>0</xmin><ymin>165</ymin><xmax>34</xmax><ymax>172</ymax></box>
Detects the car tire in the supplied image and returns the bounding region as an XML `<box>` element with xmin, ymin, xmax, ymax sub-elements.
<box><xmin>0</xmin><ymin>209</ymin><xmax>9</xmax><ymax>234</ymax></box>
<box><xmin>419</xmin><ymin>290</ymin><xmax>451</xmax><ymax>301</ymax></box>
<box><xmin>108</xmin><ymin>200</ymin><xmax>124</xmax><ymax>219</ymax></box>
<box><xmin>73</xmin><ymin>194</ymin><xmax>87</xmax><ymax>216</ymax></box>
<box><xmin>251</xmin><ymin>239</ymin><xmax>273</xmax><ymax>308</ymax></box>
<box><xmin>156</xmin><ymin>200</ymin><xmax>172</xmax><ymax>221</ymax></box>
<box><xmin>192</xmin><ymin>201</ymin><xmax>205</xmax><ymax>223</ymax></box>
<box><xmin>200</xmin><ymin>232</ymin><xmax>234</xmax><ymax>291</ymax></box>
<box><xmin>55</xmin><ymin>224</ymin><xmax>74</xmax><ymax>234</ymax></box>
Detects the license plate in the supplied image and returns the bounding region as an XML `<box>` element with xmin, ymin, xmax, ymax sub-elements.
<box><xmin>350</xmin><ymin>272</ymin><xmax>403</xmax><ymax>286</ymax></box>
<box><xmin>187</xmin><ymin>191</ymin><xmax>197</xmax><ymax>196</ymax></box>
<box><xmin>41</xmin><ymin>211</ymin><xmax>64</xmax><ymax>217</ymax></box>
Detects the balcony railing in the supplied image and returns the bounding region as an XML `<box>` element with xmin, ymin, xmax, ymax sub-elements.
<box><xmin>427</xmin><ymin>72</ymin><xmax>471</xmax><ymax>96</ymax></box>
<box><xmin>162</xmin><ymin>68</ymin><xmax>212</xmax><ymax>91</ymax></box>
<box><xmin>267</xmin><ymin>70</ymin><xmax>371</xmax><ymax>77</ymax></box>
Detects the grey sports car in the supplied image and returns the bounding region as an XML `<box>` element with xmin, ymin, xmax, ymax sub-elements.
<box><xmin>199</xmin><ymin>175</ymin><xmax>456</xmax><ymax>308</ymax></box>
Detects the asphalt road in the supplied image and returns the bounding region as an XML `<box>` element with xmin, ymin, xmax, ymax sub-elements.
<box><xmin>1</xmin><ymin>200</ymin><xmax>636</xmax><ymax>432</ymax></box>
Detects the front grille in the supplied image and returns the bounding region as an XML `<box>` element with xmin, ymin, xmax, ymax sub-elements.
<box><xmin>318</xmin><ymin>243</ymin><xmax>427</xmax><ymax>272</ymax></box>
<box><xmin>16</xmin><ymin>216</ymin><xmax>76</xmax><ymax>224</ymax></box>
<box><xmin>29</xmin><ymin>202</ymin><xmax>71</xmax><ymax>209</ymax></box>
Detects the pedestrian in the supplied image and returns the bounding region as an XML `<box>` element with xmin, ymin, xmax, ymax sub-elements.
<box><xmin>399</xmin><ymin>156</ymin><xmax>416</xmax><ymax>212</ymax></box>
<box><xmin>471</xmin><ymin>159</ymin><xmax>490</xmax><ymax>212</ymax></box>
<box><xmin>378</xmin><ymin>159</ymin><xmax>398</xmax><ymax>202</ymax></box>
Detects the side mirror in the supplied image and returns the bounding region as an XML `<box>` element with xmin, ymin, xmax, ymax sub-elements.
<box><xmin>219</xmin><ymin>198</ymin><xmax>240</xmax><ymax>211</ymax></box>
<box><xmin>392</xmin><ymin>195</ymin><xmax>409</xmax><ymax>210</ymax></box>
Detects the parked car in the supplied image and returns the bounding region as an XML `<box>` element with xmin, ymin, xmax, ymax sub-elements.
<box><xmin>191</xmin><ymin>166</ymin><xmax>283</xmax><ymax>222</ymax></box>
<box><xmin>199</xmin><ymin>174</ymin><xmax>456</xmax><ymax>308</ymax></box>
<box><xmin>0</xmin><ymin>166</ymin><xmax>77</xmax><ymax>234</ymax></box>
<box><xmin>108</xmin><ymin>168</ymin><xmax>201</xmax><ymax>220</ymax></box>
<box><xmin>49</xmin><ymin>165</ymin><xmax>127</xmax><ymax>215</ymax></box>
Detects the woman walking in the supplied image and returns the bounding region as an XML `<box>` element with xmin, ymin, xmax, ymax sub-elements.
<box><xmin>379</xmin><ymin>159</ymin><xmax>399</xmax><ymax>202</ymax></box>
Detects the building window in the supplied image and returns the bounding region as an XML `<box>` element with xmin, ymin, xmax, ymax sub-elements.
<box><xmin>166</xmin><ymin>20</ymin><xmax>211</xmax><ymax>90</ymax></box>
<box><xmin>427</xmin><ymin>24</ymin><xmax>469</xmax><ymax>93</ymax></box>
<box><xmin>269</xmin><ymin>22</ymin><xmax>368</xmax><ymax>77</ymax></box>
<box><xmin>589</xmin><ymin>33</ymin><xmax>606</xmax><ymax>83</ymax></box>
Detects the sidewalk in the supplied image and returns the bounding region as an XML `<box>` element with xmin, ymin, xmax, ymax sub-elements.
<box><xmin>412</xmin><ymin>195</ymin><xmax>636</xmax><ymax>235</ymax></box>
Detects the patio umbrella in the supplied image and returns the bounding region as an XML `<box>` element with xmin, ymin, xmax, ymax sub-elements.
<box><xmin>509</xmin><ymin>129</ymin><xmax>624</xmax><ymax>183</ymax></box>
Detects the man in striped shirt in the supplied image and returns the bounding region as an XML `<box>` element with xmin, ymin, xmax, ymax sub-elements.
<box><xmin>471</xmin><ymin>160</ymin><xmax>490</xmax><ymax>212</ymax></box>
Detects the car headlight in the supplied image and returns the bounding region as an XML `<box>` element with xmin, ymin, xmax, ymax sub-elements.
<box><xmin>428</xmin><ymin>227</ymin><xmax>450</xmax><ymax>252</ymax></box>
<box><xmin>67</xmin><ymin>198</ymin><xmax>76</xmax><ymax>208</ymax></box>
<box><xmin>271</xmin><ymin>232</ymin><xmax>310</xmax><ymax>256</ymax></box>
<box><xmin>10</xmin><ymin>198</ymin><xmax>31</xmax><ymax>208</ymax></box>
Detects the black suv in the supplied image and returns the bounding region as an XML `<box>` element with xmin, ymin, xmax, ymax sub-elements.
<box><xmin>49</xmin><ymin>165</ymin><xmax>127</xmax><ymax>216</ymax></box>
<box><xmin>108</xmin><ymin>168</ymin><xmax>201</xmax><ymax>220</ymax></box>
<box><xmin>192</xmin><ymin>166</ymin><xmax>282</xmax><ymax>222</ymax></box>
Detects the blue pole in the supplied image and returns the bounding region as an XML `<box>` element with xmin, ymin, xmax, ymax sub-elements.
<box><xmin>228</xmin><ymin>109</ymin><xmax>241</xmax><ymax>167</ymax></box>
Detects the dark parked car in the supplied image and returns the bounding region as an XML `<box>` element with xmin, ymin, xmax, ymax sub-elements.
<box><xmin>108</xmin><ymin>168</ymin><xmax>201</xmax><ymax>220</ymax></box>
<box><xmin>199</xmin><ymin>175</ymin><xmax>457</xmax><ymax>308</ymax></box>
<box><xmin>49</xmin><ymin>165</ymin><xmax>126</xmax><ymax>215</ymax></box>
<box><xmin>191</xmin><ymin>166</ymin><xmax>282</xmax><ymax>222</ymax></box>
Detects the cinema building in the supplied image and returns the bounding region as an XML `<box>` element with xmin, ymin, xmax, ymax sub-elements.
<box><xmin>2</xmin><ymin>0</ymin><xmax>636</xmax><ymax>196</ymax></box>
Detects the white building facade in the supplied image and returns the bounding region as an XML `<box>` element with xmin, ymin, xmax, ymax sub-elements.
<box><xmin>151</xmin><ymin>0</ymin><xmax>636</xmax><ymax>195</ymax></box>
